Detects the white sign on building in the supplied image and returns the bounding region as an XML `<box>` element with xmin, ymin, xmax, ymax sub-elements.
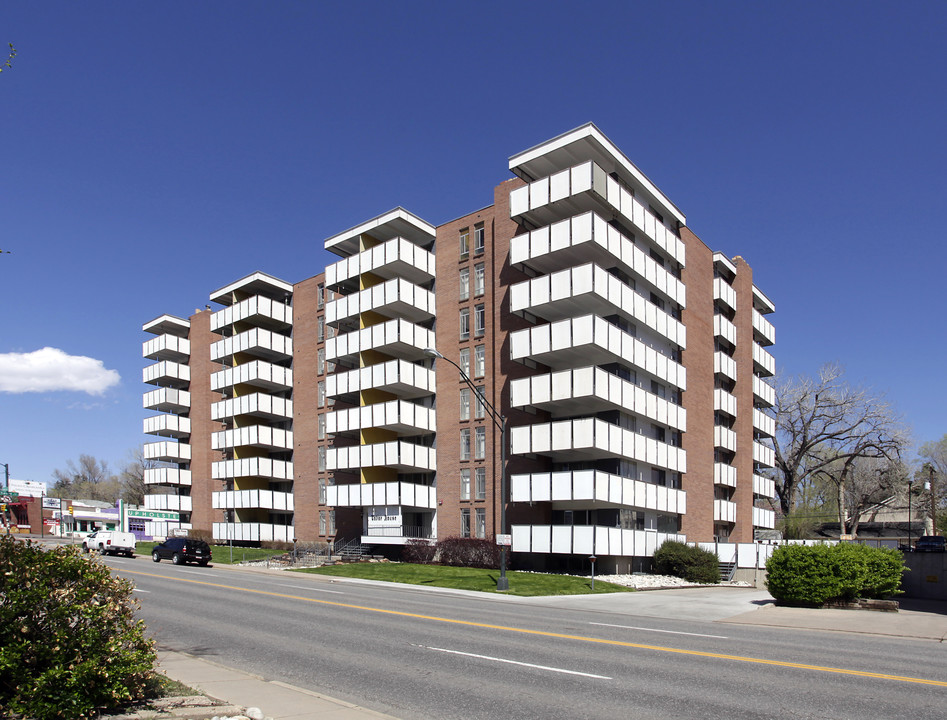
<box><xmin>367</xmin><ymin>505</ymin><xmax>402</xmax><ymax>529</ymax></box>
<box><xmin>9</xmin><ymin>479</ymin><xmax>46</xmax><ymax>497</ymax></box>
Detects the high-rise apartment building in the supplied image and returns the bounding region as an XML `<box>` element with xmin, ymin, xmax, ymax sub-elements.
<box><xmin>141</xmin><ymin>124</ymin><xmax>776</xmax><ymax>572</ymax></box>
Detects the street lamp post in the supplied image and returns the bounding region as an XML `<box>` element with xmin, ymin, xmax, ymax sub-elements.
<box><xmin>907</xmin><ymin>478</ymin><xmax>915</xmax><ymax>550</ymax></box>
<box><xmin>425</xmin><ymin>348</ymin><xmax>509</xmax><ymax>591</ymax></box>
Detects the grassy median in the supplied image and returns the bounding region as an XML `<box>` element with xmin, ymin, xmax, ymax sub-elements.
<box><xmin>135</xmin><ymin>542</ymin><xmax>286</xmax><ymax>565</ymax></box>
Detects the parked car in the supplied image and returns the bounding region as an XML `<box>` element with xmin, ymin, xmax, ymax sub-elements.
<box><xmin>914</xmin><ymin>535</ymin><xmax>946</xmax><ymax>553</ymax></box>
<box><xmin>82</xmin><ymin>531</ymin><xmax>137</xmax><ymax>557</ymax></box>
<box><xmin>151</xmin><ymin>537</ymin><xmax>212</xmax><ymax>566</ymax></box>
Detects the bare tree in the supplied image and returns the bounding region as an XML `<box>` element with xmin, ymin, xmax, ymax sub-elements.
<box><xmin>50</xmin><ymin>455</ymin><xmax>121</xmax><ymax>502</ymax></box>
<box><xmin>917</xmin><ymin>434</ymin><xmax>946</xmax><ymax>534</ymax></box>
<box><xmin>773</xmin><ymin>364</ymin><xmax>908</xmax><ymax>522</ymax></box>
<box><xmin>119</xmin><ymin>447</ymin><xmax>156</xmax><ymax>505</ymax></box>
<box><xmin>829</xmin><ymin>457</ymin><xmax>905</xmax><ymax>537</ymax></box>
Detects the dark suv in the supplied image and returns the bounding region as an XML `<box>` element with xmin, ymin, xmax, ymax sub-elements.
<box><xmin>151</xmin><ymin>537</ymin><xmax>212</xmax><ymax>566</ymax></box>
<box><xmin>914</xmin><ymin>535</ymin><xmax>946</xmax><ymax>553</ymax></box>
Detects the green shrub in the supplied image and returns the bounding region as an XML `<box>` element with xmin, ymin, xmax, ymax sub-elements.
<box><xmin>436</xmin><ymin>537</ymin><xmax>500</xmax><ymax>569</ymax></box>
<box><xmin>653</xmin><ymin>541</ymin><xmax>720</xmax><ymax>583</ymax></box>
<box><xmin>0</xmin><ymin>537</ymin><xmax>156</xmax><ymax>719</ymax></box>
<box><xmin>765</xmin><ymin>543</ymin><xmax>904</xmax><ymax>606</ymax></box>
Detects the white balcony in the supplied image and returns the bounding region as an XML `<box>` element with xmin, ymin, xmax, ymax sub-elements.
<box><xmin>753</xmin><ymin>506</ymin><xmax>776</xmax><ymax>529</ymax></box>
<box><xmin>143</xmin><ymin>314</ymin><xmax>189</xmax><ymax>338</ymax></box>
<box><xmin>510</xmin><ymin>314</ymin><xmax>686</xmax><ymax>390</ymax></box>
<box><xmin>143</xmin><ymin>361</ymin><xmax>190</xmax><ymax>388</ymax></box>
<box><xmin>327</xmin><ymin>278</ymin><xmax>435</xmax><ymax>327</ymax></box>
<box><xmin>326</xmin><ymin>359</ymin><xmax>435</xmax><ymax>401</ymax></box>
<box><xmin>144</xmin><ymin>414</ymin><xmax>191</xmax><ymax>439</ymax></box>
<box><xmin>752</xmin><ymin>309</ymin><xmax>776</xmax><ymax>346</ymax></box>
<box><xmin>714</xmin><ymin>426</ymin><xmax>737</xmax><ymax>452</ymax></box>
<box><xmin>509</xmin><ymin>211</ymin><xmax>685</xmax><ymax>306</ymax></box>
<box><xmin>144</xmin><ymin>467</ymin><xmax>191</xmax><ymax>487</ymax></box>
<box><xmin>714</xmin><ymin>351</ymin><xmax>737</xmax><ymax>382</ymax></box>
<box><xmin>211</xmin><ymin>360</ymin><xmax>293</xmax><ymax>393</ymax></box>
<box><xmin>328</xmin><ymin>441</ymin><xmax>436</xmax><ymax>473</ymax></box>
<box><xmin>510</xmin><ymin>524</ymin><xmax>685</xmax><ymax>558</ymax></box>
<box><xmin>144</xmin><ymin>441</ymin><xmax>191</xmax><ymax>463</ymax></box>
<box><xmin>211</xmin><ymin>393</ymin><xmax>293</xmax><ymax>422</ymax></box>
<box><xmin>213</xmin><ymin>522</ymin><xmax>292</xmax><ymax>544</ymax></box>
<box><xmin>211</xmin><ymin>294</ymin><xmax>292</xmax><ymax>333</ymax></box>
<box><xmin>212</xmin><ymin>458</ymin><xmax>294</xmax><ymax>481</ymax></box>
<box><xmin>753</xmin><ymin>375</ymin><xmax>775</xmax><ymax>408</ymax></box>
<box><xmin>713</xmin><ymin>277</ymin><xmax>737</xmax><ymax>312</ymax></box>
<box><xmin>213</xmin><ymin>489</ymin><xmax>294</xmax><ymax>512</ymax></box>
<box><xmin>508</xmin><ymin>160</ymin><xmax>685</xmax><ymax>265</ymax></box>
<box><xmin>327</xmin><ymin>481</ymin><xmax>437</xmax><ymax>510</ymax></box>
<box><xmin>327</xmin><ymin>400</ymin><xmax>435</xmax><ymax>437</ymax></box>
<box><xmin>753</xmin><ymin>408</ymin><xmax>776</xmax><ymax>438</ymax></box>
<box><xmin>753</xmin><ymin>474</ymin><xmax>776</xmax><ymax>499</ymax></box>
<box><xmin>143</xmin><ymin>387</ymin><xmax>190</xmax><ymax>413</ymax></box>
<box><xmin>510</xmin><ymin>418</ymin><xmax>686</xmax><ymax>472</ymax></box>
<box><xmin>753</xmin><ymin>343</ymin><xmax>776</xmax><ymax>377</ymax></box>
<box><xmin>714</xmin><ymin>463</ymin><xmax>737</xmax><ymax>488</ymax></box>
<box><xmin>210</xmin><ymin>328</ymin><xmax>292</xmax><ymax>363</ymax></box>
<box><xmin>145</xmin><ymin>494</ymin><xmax>192</xmax><ymax>513</ymax></box>
<box><xmin>510</xmin><ymin>366</ymin><xmax>686</xmax><ymax>431</ymax></box>
<box><xmin>714</xmin><ymin>388</ymin><xmax>737</xmax><ymax>418</ymax></box>
<box><xmin>753</xmin><ymin>285</ymin><xmax>776</xmax><ymax>313</ymax></box>
<box><xmin>143</xmin><ymin>334</ymin><xmax>190</xmax><ymax>362</ymax></box>
<box><xmin>327</xmin><ymin>318</ymin><xmax>435</xmax><ymax>363</ymax></box>
<box><xmin>510</xmin><ymin>263</ymin><xmax>685</xmax><ymax>349</ymax></box>
<box><xmin>753</xmin><ymin>441</ymin><xmax>775</xmax><ymax>468</ymax></box>
<box><xmin>325</xmin><ymin>236</ymin><xmax>436</xmax><ymax>290</ymax></box>
<box><xmin>713</xmin><ymin>315</ymin><xmax>737</xmax><ymax>346</ymax></box>
<box><xmin>714</xmin><ymin>499</ymin><xmax>737</xmax><ymax>523</ymax></box>
<box><xmin>212</xmin><ymin>425</ymin><xmax>293</xmax><ymax>452</ymax></box>
<box><xmin>511</xmin><ymin>470</ymin><xmax>686</xmax><ymax>515</ymax></box>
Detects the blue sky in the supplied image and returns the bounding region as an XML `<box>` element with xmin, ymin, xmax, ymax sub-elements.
<box><xmin>1</xmin><ymin>1</ymin><xmax>945</xmax><ymax>489</ymax></box>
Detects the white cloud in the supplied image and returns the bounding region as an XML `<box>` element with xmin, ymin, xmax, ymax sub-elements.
<box><xmin>0</xmin><ymin>347</ymin><xmax>121</xmax><ymax>395</ymax></box>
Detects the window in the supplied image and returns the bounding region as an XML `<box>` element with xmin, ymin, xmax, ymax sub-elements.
<box><xmin>319</xmin><ymin>511</ymin><xmax>326</xmax><ymax>535</ymax></box>
<box><xmin>474</xmin><ymin>224</ymin><xmax>485</xmax><ymax>254</ymax></box>
<box><xmin>318</xmin><ymin>381</ymin><xmax>326</xmax><ymax>407</ymax></box>
<box><xmin>474</xmin><ymin>304</ymin><xmax>485</xmax><ymax>337</ymax></box>
<box><xmin>317</xmin><ymin>348</ymin><xmax>325</xmax><ymax>374</ymax></box>
<box><xmin>474</xmin><ymin>262</ymin><xmax>485</xmax><ymax>296</ymax></box>
<box><xmin>460</xmin><ymin>428</ymin><xmax>471</xmax><ymax>460</ymax></box>
<box><xmin>475</xmin><ymin>508</ymin><xmax>486</xmax><ymax>538</ymax></box>
<box><xmin>318</xmin><ymin>479</ymin><xmax>326</xmax><ymax>504</ymax></box>
<box><xmin>318</xmin><ymin>446</ymin><xmax>326</xmax><ymax>471</ymax></box>
<box><xmin>317</xmin><ymin>317</ymin><xmax>325</xmax><ymax>342</ymax></box>
<box><xmin>459</xmin><ymin>228</ymin><xmax>470</xmax><ymax>260</ymax></box>
<box><xmin>318</xmin><ymin>414</ymin><xmax>326</xmax><ymax>440</ymax></box>
<box><xmin>475</xmin><ymin>426</ymin><xmax>486</xmax><ymax>460</ymax></box>
<box><xmin>474</xmin><ymin>345</ymin><xmax>485</xmax><ymax>378</ymax></box>
<box><xmin>459</xmin><ymin>267</ymin><xmax>470</xmax><ymax>301</ymax></box>
<box><xmin>460</xmin><ymin>308</ymin><xmax>470</xmax><ymax>340</ymax></box>
<box><xmin>329</xmin><ymin>510</ymin><xmax>336</xmax><ymax>535</ymax></box>
<box><xmin>317</xmin><ymin>283</ymin><xmax>325</xmax><ymax>309</ymax></box>
<box><xmin>474</xmin><ymin>386</ymin><xmax>485</xmax><ymax>419</ymax></box>
<box><xmin>459</xmin><ymin>347</ymin><xmax>471</xmax><ymax>377</ymax></box>
<box><xmin>461</xmin><ymin>509</ymin><xmax>471</xmax><ymax>538</ymax></box>
<box><xmin>460</xmin><ymin>468</ymin><xmax>470</xmax><ymax>500</ymax></box>
<box><xmin>475</xmin><ymin>467</ymin><xmax>486</xmax><ymax>500</ymax></box>
<box><xmin>460</xmin><ymin>387</ymin><xmax>471</xmax><ymax>421</ymax></box>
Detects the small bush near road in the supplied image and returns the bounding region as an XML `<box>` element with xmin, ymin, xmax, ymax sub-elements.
<box><xmin>765</xmin><ymin>543</ymin><xmax>904</xmax><ymax>606</ymax></box>
<box><xmin>0</xmin><ymin>536</ymin><xmax>156</xmax><ymax>719</ymax></box>
<box><xmin>435</xmin><ymin>536</ymin><xmax>501</xmax><ymax>569</ymax></box>
<box><xmin>653</xmin><ymin>540</ymin><xmax>721</xmax><ymax>583</ymax></box>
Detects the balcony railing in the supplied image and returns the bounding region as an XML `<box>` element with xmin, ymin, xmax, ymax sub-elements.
<box><xmin>325</xmin><ymin>236</ymin><xmax>435</xmax><ymax>290</ymax></box>
<box><xmin>210</xmin><ymin>327</ymin><xmax>292</xmax><ymax>363</ymax></box>
<box><xmin>213</xmin><ymin>489</ymin><xmax>294</xmax><ymax>512</ymax></box>
<box><xmin>752</xmin><ymin>308</ymin><xmax>776</xmax><ymax>346</ymax></box>
<box><xmin>753</xmin><ymin>474</ymin><xmax>776</xmax><ymax>499</ymax></box>
<box><xmin>753</xmin><ymin>506</ymin><xmax>776</xmax><ymax>529</ymax></box>
<box><xmin>211</xmin><ymin>393</ymin><xmax>293</xmax><ymax>422</ymax></box>
<box><xmin>143</xmin><ymin>414</ymin><xmax>190</xmax><ymax>439</ymax></box>
<box><xmin>714</xmin><ymin>426</ymin><xmax>737</xmax><ymax>452</ymax></box>
<box><xmin>363</xmin><ymin>525</ymin><xmax>433</xmax><ymax>539</ymax></box>
<box><xmin>211</xmin><ymin>294</ymin><xmax>292</xmax><ymax>333</ymax></box>
<box><xmin>753</xmin><ymin>376</ymin><xmax>775</xmax><ymax>408</ymax></box>
<box><xmin>144</xmin><ymin>441</ymin><xmax>191</xmax><ymax>463</ymax></box>
<box><xmin>714</xmin><ymin>388</ymin><xmax>737</xmax><ymax>418</ymax></box>
<box><xmin>753</xmin><ymin>441</ymin><xmax>775</xmax><ymax>468</ymax></box>
<box><xmin>143</xmin><ymin>388</ymin><xmax>190</xmax><ymax>413</ymax></box>
<box><xmin>327</xmin><ymin>400</ymin><xmax>435</xmax><ymax>437</ymax></box>
<box><xmin>144</xmin><ymin>468</ymin><xmax>191</xmax><ymax>487</ymax></box>
<box><xmin>211</xmin><ymin>360</ymin><xmax>293</xmax><ymax>393</ymax></box>
<box><xmin>510</xmin><ymin>524</ymin><xmax>685</xmax><ymax>558</ymax></box>
<box><xmin>510</xmin><ymin>470</ymin><xmax>686</xmax><ymax>515</ymax></box>
<box><xmin>326</xmin><ymin>359</ymin><xmax>435</xmax><ymax>401</ymax></box>
<box><xmin>714</xmin><ymin>351</ymin><xmax>737</xmax><ymax>382</ymax></box>
<box><xmin>212</xmin><ymin>425</ymin><xmax>293</xmax><ymax>452</ymax></box>
<box><xmin>212</xmin><ymin>458</ymin><xmax>294</xmax><ymax>481</ymax></box>
<box><xmin>328</xmin><ymin>441</ymin><xmax>436</xmax><ymax>473</ymax></box>
<box><xmin>327</xmin><ymin>277</ymin><xmax>435</xmax><ymax>327</ymax></box>
<box><xmin>713</xmin><ymin>277</ymin><xmax>737</xmax><ymax>312</ymax></box>
<box><xmin>713</xmin><ymin>315</ymin><xmax>737</xmax><ymax>346</ymax></box>
<box><xmin>714</xmin><ymin>463</ymin><xmax>737</xmax><ymax>488</ymax></box>
<box><xmin>143</xmin><ymin>361</ymin><xmax>190</xmax><ymax>388</ymax></box>
<box><xmin>714</xmin><ymin>499</ymin><xmax>737</xmax><ymax>523</ymax></box>
<box><xmin>327</xmin><ymin>318</ymin><xmax>435</xmax><ymax>363</ymax></box>
<box><xmin>144</xmin><ymin>494</ymin><xmax>192</xmax><ymax>513</ymax></box>
<box><xmin>143</xmin><ymin>334</ymin><xmax>190</xmax><ymax>362</ymax></box>
<box><xmin>753</xmin><ymin>343</ymin><xmax>776</xmax><ymax>377</ymax></box>
<box><xmin>327</xmin><ymin>481</ymin><xmax>437</xmax><ymax>510</ymax></box>
<box><xmin>213</xmin><ymin>522</ymin><xmax>292</xmax><ymax>544</ymax></box>
<box><xmin>753</xmin><ymin>408</ymin><xmax>775</xmax><ymax>438</ymax></box>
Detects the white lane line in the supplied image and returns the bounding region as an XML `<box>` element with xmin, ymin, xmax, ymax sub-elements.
<box><xmin>273</xmin><ymin>583</ymin><xmax>344</xmax><ymax>595</ymax></box>
<box><xmin>589</xmin><ymin>621</ymin><xmax>728</xmax><ymax>639</ymax></box>
<box><xmin>422</xmin><ymin>646</ymin><xmax>611</xmax><ymax>680</ymax></box>
<box><xmin>180</xmin><ymin>570</ymin><xmax>220</xmax><ymax>576</ymax></box>
<box><xmin>133</xmin><ymin>589</ymin><xmax>151</xmax><ymax>593</ymax></box>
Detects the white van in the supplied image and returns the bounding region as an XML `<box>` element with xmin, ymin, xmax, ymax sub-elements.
<box><xmin>82</xmin><ymin>530</ymin><xmax>137</xmax><ymax>557</ymax></box>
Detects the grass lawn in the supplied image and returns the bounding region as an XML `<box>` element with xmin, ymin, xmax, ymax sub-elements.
<box><xmin>135</xmin><ymin>542</ymin><xmax>286</xmax><ymax>565</ymax></box>
<box><xmin>295</xmin><ymin>562</ymin><xmax>634</xmax><ymax>596</ymax></box>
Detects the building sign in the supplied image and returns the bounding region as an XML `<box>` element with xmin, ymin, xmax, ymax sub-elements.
<box><xmin>127</xmin><ymin>510</ymin><xmax>180</xmax><ymax>520</ymax></box>
<box><xmin>43</xmin><ymin>497</ymin><xmax>62</xmax><ymax>510</ymax></box>
<box><xmin>9</xmin><ymin>479</ymin><xmax>46</xmax><ymax>497</ymax></box>
<box><xmin>367</xmin><ymin>505</ymin><xmax>402</xmax><ymax>529</ymax></box>
<box><xmin>496</xmin><ymin>534</ymin><xmax>512</xmax><ymax>546</ymax></box>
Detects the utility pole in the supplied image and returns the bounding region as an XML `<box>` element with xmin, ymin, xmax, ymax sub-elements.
<box><xmin>928</xmin><ymin>464</ymin><xmax>938</xmax><ymax>536</ymax></box>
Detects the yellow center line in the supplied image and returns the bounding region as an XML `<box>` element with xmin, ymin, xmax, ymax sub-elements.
<box><xmin>125</xmin><ymin>569</ymin><xmax>947</xmax><ymax>688</ymax></box>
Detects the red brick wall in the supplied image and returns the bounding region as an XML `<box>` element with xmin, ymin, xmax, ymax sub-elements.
<box><xmin>731</xmin><ymin>257</ymin><xmax>756</xmax><ymax>542</ymax></box>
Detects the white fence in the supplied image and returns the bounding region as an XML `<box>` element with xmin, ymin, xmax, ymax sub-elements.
<box><xmin>696</xmin><ymin>539</ymin><xmax>838</xmax><ymax>570</ymax></box>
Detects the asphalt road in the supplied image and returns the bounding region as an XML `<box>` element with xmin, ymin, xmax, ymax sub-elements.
<box><xmin>102</xmin><ymin>555</ymin><xmax>947</xmax><ymax>720</ymax></box>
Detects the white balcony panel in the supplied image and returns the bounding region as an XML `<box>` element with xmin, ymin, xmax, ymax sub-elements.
<box><xmin>210</xmin><ymin>328</ymin><xmax>292</xmax><ymax>363</ymax></box>
<box><xmin>213</xmin><ymin>522</ymin><xmax>292</xmax><ymax>544</ymax></box>
<box><xmin>753</xmin><ymin>376</ymin><xmax>775</xmax><ymax>408</ymax></box>
<box><xmin>325</xmin><ymin>237</ymin><xmax>436</xmax><ymax>290</ymax></box>
<box><xmin>753</xmin><ymin>285</ymin><xmax>776</xmax><ymax>314</ymax></box>
<box><xmin>327</xmin><ymin>359</ymin><xmax>435</xmax><ymax>400</ymax></box>
<box><xmin>327</xmin><ymin>278</ymin><xmax>435</xmax><ymax>326</ymax></box>
<box><xmin>144</xmin><ymin>467</ymin><xmax>191</xmax><ymax>487</ymax></box>
<box><xmin>213</xmin><ymin>489</ymin><xmax>294</xmax><ymax>512</ymax></box>
<box><xmin>211</xmin><ymin>393</ymin><xmax>293</xmax><ymax>422</ymax></box>
<box><xmin>510</xmin><ymin>366</ymin><xmax>685</xmax><ymax>432</ymax></box>
<box><xmin>145</xmin><ymin>494</ymin><xmax>192</xmax><ymax>513</ymax></box>
<box><xmin>212</xmin><ymin>425</ymin><xmax>293</xmax><ymax>452</ymax></box>
<box><xmin>327</xmin><ymin>318</ymin><xmax>435</xmax><ymax>363</ymax></box>
<box><xmin>510</xmin><ymin>418</ymin><xmax>685</xmax><ymax>473</ymax></box>
<box><xmin>510</xmin><ymin>314</ymin><xmax>686</xmax><ymax>391</ymax></box>
<box><xmin>143</xmin><ymin>361</ymin><xmax>190</xmax><ymax>388</ymax></box>
<box><xmin>212</xmin><ymin>458</ymin><xmax>294</xmax><ymax>481</ymax></box>
<box><xmin>143</xmin><ymin>314</ymin><xmax>190</xmax><ymax>338</ymax></box>
<box><xmin>714</xmin><ymin>426</ymin><xmax>737</xmax><ymax>452</ymax></box>
<box><xmin>714</xmin><ymin>389</ymin><xmax>737</xmax><ymax>418</ymax></box>
<box><xmin>327</xmin><ymin>441</ymin><xmax>436</xmax><ymax>473</ymax></box>
<box><xmin>713</xmin><ymin>277</ymin><xmax>737</xmax><ymax>312</ymax></box>
<box><xmin>327</xmin><ymin>481</ymin><xmax>437</xmax><ymax>510</ymax></box>
<box><xmin>144</xmin><ymin>414</ymin><xmax>191</xmax><ymax>439</ymax></box>
<box><xmin>753</xmin><ymin>441</ymin><xmax>775</xmax><ymax>469</ymax></box>
<box><xmin>753</xmin><ymin>343</ymin><xmax>776</xmax><ymax>377</ymax></box>
<box><xmin>714</xmin><ymin>463</ymin><xmax>737</xmax><ymax>488</ymax></box>
<box><xmin>753</xmin><ymin>506</ymin><xmax>776</xmax><ymax>529</ymax></box>
<box><xmin>510</xmin><ymin>263</ymin><xmax>685</xmax><ymax>350</ymax></box>
<box><xmin>211</xmin><ymin>294</ymin><xmax>292</xmax><ymax>333</ymax></box>
<box><xmin>753</xmin><ymin>474</ymin><xmax>776</xmax><ymax>499</ymax></box>
<box><xmin>753</xmin><ymin>409</ymin><xmax>776</xmax><ymax>438</ymax></box>
<box><xmin>713</xmin><ymin>315</ymin><xmax>737</xmax><ymax>346</ymax></box>
<box><xmin>327</xmin><ymin>400</ymin><xmax>435</xmax><ymax>437</ymax></box>
<box><xmin>714</xmin><ymin>352</ymin><xmax>737</xmax><ymax>382</ymax></box>
<box><xmin>211</xmin><ymin>360</ymin><xmax>293</xmax><ymax>392</ymax></box>
<box><xmin>752</xmin><ymin>309</ymin><xmax>776</xmax><ymax>346</ymax></box>
<box><xmin>509</xmin><ymin>211</ymin><xmax>685</xmax><ymax>306</ymax></box>
<box><xmin>511</xmin><ymin>470</ymin><xmax>686</xmax><ymax>515</ymax></box>
<box><xmin>714</xmin><ymin>500</ymin><xmax>737</xmax><ymax>523</ymax></box>
<box><xmin>144</xmin><ymin>441</ymin><xmax>191</xmax><ymax>463</ymax></box>
<box><xmin>510</xmin><ymin>524</ymin><xmax>685</xmax><ymax>558</ymax></box>
<box><xmin>143</xmin><ymin>388</ymin><xmax>190</xmax><ymax>413</ymax></box>
<box><xmin>143</xmin><ymin>334</ymin><xmax>190</xmax><ymax>362</ymax></box>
